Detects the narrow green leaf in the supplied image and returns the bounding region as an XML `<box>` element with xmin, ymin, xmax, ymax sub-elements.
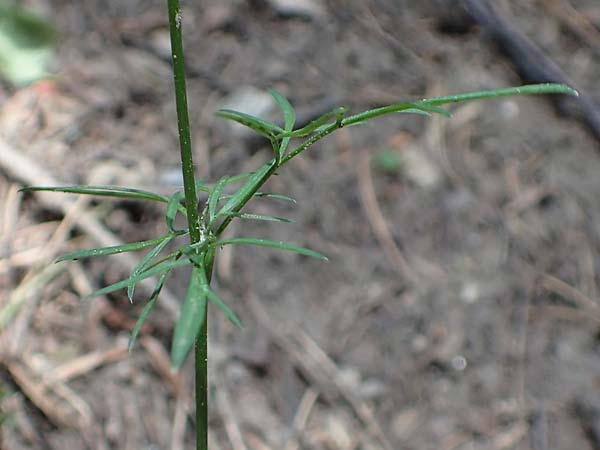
<box><xmin>128</xmin><ymin>271</ymin><xmax>169</xmax><ymax>352</ymax></box>
<box><xmin>398</xmin><ymin>108</ymin><xmax>431</xmax><ymax>117</ymax></box>
<box><xmin>215</xmin><ymin>109</ymin><xmax>284</xmax><ymax>139</ymax></box>
<box><xmin>213</xmin><ymin>238</ymin><xmax>328</xmax><ymax>260</ymax></box>
<box><xmin>171</xmin><ymin>266</ymin><xmax>208</xmax><ymax>370</ymax></box>
<box><xmin>278</xmin><ymin>107</ymin><xmax>348</xmax><ymax>139</ymax></box>
<box><xmin>281</xmin><ymin>121</ymin><xmax>339</xmax><ymax>164</ymax></box>
<box><xmin>342</xmin><ymin>83</ymin><xmax>577</xmax><ymax>127</ymax></box>
<box><xmin>419</xmin><ymin>83</ymin><xmax>577</xmax><ymax>107</ymax></box>
<box><xmin>223</xmin><ymin>212</ymin><xmax>293</xmax><ymax>224</ymax></box>
<box><xmin>219</xmin><ymin>192</ymin><xmax>296</xmax><ymax>204</ymax></box>
<box><xmin>270</xmin><ymin>90</ymin><xmax>296</xmax><ymax>129</ymax></box>
<box><xmin>128</xmin><ymin>235</ymin><xmax>175</xmax><ymax>302</ymax></box>
<box><xmin>178</xmin><ymin>244</ymin><xmax>207</xmax><ymax>267</ymax></box>
<box><xmin>253</xmin><ymin>192</ymin><xmax>297</xmax><ymax>203</ymax></box>
<box><xmin>269</xmin><ymin>89</ymin><xmax>296</xmax><ymax>159</ymax></box>
<box><xmin>204</xmin><ymin>287</ymin><xmax>243</xmax><ymax>329</ymax></box>
<box><xmin>166</xmin><ymin>191</ymin><xmax>185</xmax><ymax>233</ymax></box>
<box><xmin>222</xmin><ymin>173</ymin><xmax>253</xmax><ymax>186</ymax></box>
<box><xmin>57</xmin><ymin>236</ymin><xmax>169</xmax><ymax>262</ymax></box>
<box><xmin>20</xmin><ymin>185</ymin><xmax>168</xmax><ymax>203</ymax></box>
<box><xmin>82</xmin><ymin>258</ymin><xmax>191</xmax><ymax>301</ymax></box>
<box><xmin>405</xmin><ymin>103</ymin><xmax>451</xmax><ymax>117</ymax></box>
<box><xmin>217</xmin><ymin>160</ymin><xmax>276</xmax><ymax>218</ymax></box>
<box><xmin>209</xmin><ymin>175</ymin><xmax>229</xmax><ymax>222</ymax></box>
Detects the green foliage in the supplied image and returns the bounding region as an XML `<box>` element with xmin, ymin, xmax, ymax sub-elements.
<box><xmin>0</xmin><ymin>2</ymin><xmax>56</xmax><ymax>85</ymax></box>
<box><xmin>22</xmin><ymin>83</ymin><xmax>577</xmax><ymax>372</ymax></box>
<box><xmin>171</xmin><ymin>265</ymin><xmax>208</xmax><ymax>369</ymax></box>
<box><xmin>372</xmin><ymin>148</ymin><xmax>403</xmax><ymax>174</ymax></box>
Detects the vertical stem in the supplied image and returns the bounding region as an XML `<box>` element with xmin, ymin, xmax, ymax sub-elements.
<box><xmin>166</xmin><ymin>1</ymin><xmax>207</xmax><ymax>450</ymax></box>
<box><xmin>167</xmin><ymin>0</ymin><xmax>201</xmax><ymax>244</ymax></box>
<box><xmin>195</xmin><ymin>317</ymin><xmax>208</xmax><ymax>450</ymax></box>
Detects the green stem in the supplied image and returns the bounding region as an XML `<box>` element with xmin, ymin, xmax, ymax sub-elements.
<box><xmin>215</xmin><ymin>160</ymin><xmax>279</xmax><ymax>236</ymax></box>
<box><xmin>167</xmin><ymin>0</ymin><xmax>200</xmax><ymax>245</ymax></box>
<box><xmin>166</xmin><ymin>1</ymin><xmax>206</xmax><ymax>449</ymax></box>
<box><xmin>195</xmin><ymin>251</ymin><xmax>214</xmax><ymax>450</ymax></box>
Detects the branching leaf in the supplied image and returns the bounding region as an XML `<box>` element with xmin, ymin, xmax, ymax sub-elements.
<box><xmin>20</xmin><ymin>185</ymin><xmax>169</xmax><ymax>203</ymax></box>
<box><xmin>57</xmin><ymin>236</ymin><xmax>171</xmax><ymax>262</ymax></box>
<box><xmin>81</xmin><ymin>258</ymin><xmax>191</xmax><ymax>301</ymax></box>
<box><xmin>171</xmin><ymin>265</ymin><xmax>208</xmax><ymax>370</ymax></box>
<box><xmin>204</xmin><ymin>287</ymin><xmax>242</xmax><ymax>329</ymax></box>
<box><xmin>215</xmin><ymin>109</ymin><xmax>284</xmax><ymax>140</ymax></box>
<box><xmin>213</xmin><ymin>238</ymin><xmax>328</xmax><ymax>260</ymax></box>
<box><xmin>128</xmin><ymin>271</ymin><xmax>169</xmax><ymax>352</ymax></box>
<box><xmin>128</xmin><ymin>235</ymin><xmax>175</xmax><ymax>301</ymax></box>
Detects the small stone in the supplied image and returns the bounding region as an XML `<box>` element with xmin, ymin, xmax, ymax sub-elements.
<box><xmin>460</xmin><ymin>281</ymin><xmax>480</xmax><ymax>304</ymax></box>
<box><xmin>401</xmin><ymin>143</ymin><xmax>442</xmax><ymax>190</ymax></box>
<box><xmin>450</xmin><ymin>355</ymin><xmax>467</xmax><ymax>371</ymax></box>
<box><xmin>359</xmin><ymin>378</ymin><xmax>388</xmax><ymax>399</ymax></box>
<box><xmin>219</xmin><ymin>86</ymin><xmax>276</xmax><ymax>138</ymax></box>
<box><xmin>148</xmin><ymin>29</ymin><xmax>172</xmax><ymax>59</ymax></box>
<box><xmin>337</xmin><ymin>366</ymin><xmax>361</xmax><ymax>390</ymax></box>
<box><xmin>268</xmin><ymin>0</ymin><xmax>325</xmax><ymax>20</ymax></box>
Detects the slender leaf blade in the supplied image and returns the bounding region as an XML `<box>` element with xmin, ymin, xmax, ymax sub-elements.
<box><xmin>82</xmin><ymin>258</ymin><xmax>191</xmax><ymax>301</ymax></box>
<box><xmin>166</xmin><ymin>191</ymin><xmax>185</xmax><ymax>233</ymax></box>
<box><xmin>217</xmin><ymin>160</ymin><xmax>276</xmax><ymax>218</ymax></box>
<box><xmin>171</xmin><ymin>266</ymin><xmax>208</xmax><ymax>370</ymax></box>
<box><xmin>128</xmin><ymin>235</ymin><xmax>175</xmax><ymax>301</ymax></box>
<box><xmin>223</xmin><ymin>212</ymin><xmax>293</xmax><ymax>224</ymax></box>
<box><xmin>20</xmin><ymin>185</ymin><xmax>168</xmax><ymax>203</ymax></box>
<box><xmin>269</xmin><ymin>89</ymin><xmax>296</xmax><ymax>159</ymax></box>
<box><xmin>342</xmin><ymin>83</ymin><xmax>577</xmax><ymax>127</ymax></box>
<box><xmin>204</xmin><ymin>287</ymin><xmax>243</xmax><ymax>329</ymax></box>
<box><xmin>215</xmin><ymin>109</ymin><xmax>284</xmax><ymax>139</ymax></box>
<box><xmin>209</xmin><ymin>175</ymin><xmax>229</xmax><ymax>222</ymax></box>
<box><xmin>270</xmin><ymin>89</ymin><xmax>295</xmax><ymax>130</ymax></box>
<box><xmin>128</xmin><ymin>271</ymin><xmax>169</xmax><ymax>352</ymax></box>
<box><xmin>253</xmin><ymin>192</ymin><xmax>297</xmax><ymax>203</ymax></box>
<box><xmin>406</xmin><ymin>103</ymin><xmax>451</xmax><ymax>117</ymax></box>
<box><xmin>57</xmin><ymin>237</ymin><xmax>168</xmax><ymax>262</ymax></box>
<box><xmin>213</xmin><ymin>238</ymin><xmax>328</xmax><ymax>260</ymax></box>
<box><xmin>419</xmin><ymin>83</ymin><xmax>577</xmax><ymax>107</ymax></box>
<box><xmin>278</xmin><ymin>107</ymin><xmax>348</xmax><ymax>139</ymax></box>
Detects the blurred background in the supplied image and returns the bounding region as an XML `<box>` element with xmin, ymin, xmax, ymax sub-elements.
<box><xmin>1</xmin><ymin>0</ymin><xmax>600</xmax><ymax>449</ymax></box>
